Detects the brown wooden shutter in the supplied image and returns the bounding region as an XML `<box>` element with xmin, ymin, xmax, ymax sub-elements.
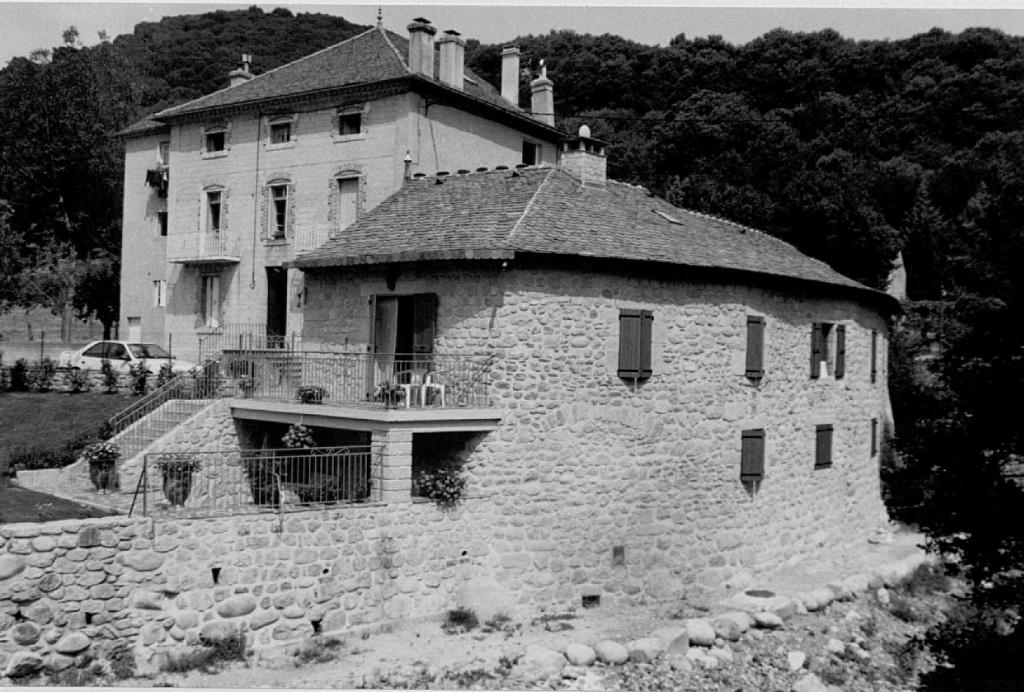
<box><xmin>810</xmin><ymin>323</ymin><xmax>823</xmax><ymax>379</ymax></box>
<box><xmin>741</xmin><ymin>429</ymin><xmax>765</xmax><ymax>481</ymax></box>
<box><xmin>871</xmin><ymin>417</ymin><xmax>878</xmax><ymax>456</ymax></box>
<box><xmin>618</xmin><ymin>309</ymin><xmax>641</xmax><ymax>378</ymax></box>
<box><xmin>746</xmin><ymin>315</ymin><xmax>765</xmax><ymax>379</ymax></box>
<box><xmin>815</xmin><ymin>424</ymin><xmax>834</xmax><ymax>468</ymax></box>
<box><xmin>412</xmin><ymin>293</ymin><xmax>438</xmax><ymax>358</ymax></box>
<box><xmin>870</xmin><ymin>330</ymin><xmax>878</xmax><ymax>383</ymax></box>
<box><xmin>639</xmin><ymin>310</ymin><xmax>653</xmax><ymax>378</ymax></box>
<box><xmin>834</xmin><ymin>324</ymin><xmax>846</xmax><ymax>379</ymax></box>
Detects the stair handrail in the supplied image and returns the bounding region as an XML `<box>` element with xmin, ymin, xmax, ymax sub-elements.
<box><xmin>105</xmin><ymin>356</ymin><xmax>223</xmax><ymax>437</ymax></box>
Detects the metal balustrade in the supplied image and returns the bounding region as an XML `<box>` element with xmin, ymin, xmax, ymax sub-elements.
<box><xmin>221</xmin><ymin>350</ymin><xmax>494</xmax><ymax>408</ymax></box>
<box><xmin>131</xmin><ymin>445</ymin><xmax>382</xmax><ymax>518</ymax></box>
<box><xmin>167</xmin><ymin>231</ymin><xmax>241</xmax><ymax>262</ymax></box>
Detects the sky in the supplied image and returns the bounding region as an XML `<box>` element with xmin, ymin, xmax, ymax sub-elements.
<box><xmin>3</xmin><ymin>1</ymin><xmax>1024</xmax><ymax>66</ymax></box>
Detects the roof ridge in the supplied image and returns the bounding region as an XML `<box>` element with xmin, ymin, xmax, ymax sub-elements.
<box><xmin>379</xmin><ymin>26</ymin><xmax>411</xmax><ymax>72</ymax></box>
<box><xmin>154</xmin><ymin>26</ymin><xmax>382</xmax><ymax>119</ymax></box>
<box><xmin>507</xmin><ymin>168</ymin><xmax>555</xmax><ymax>244</ymax></box>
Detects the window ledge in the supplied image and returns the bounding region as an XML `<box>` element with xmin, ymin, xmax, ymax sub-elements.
<box><xmin>263</xmin><ymin>237</ymin><xmax>290</xmax><ymax>247</ymax></box>
<box><xmin>265</xmin><ymin>141</ymin><xmax>296</xmax><ymax>151</ymax></box>
<box><xmin>201</xmin><ymin>151</ymin><xmax>228</xmax><ymax>160</ymax></box>
<box><xmin>332</xmin><ymin>133</ymin><xmax>366</xmax><ymax>144</ymax></box>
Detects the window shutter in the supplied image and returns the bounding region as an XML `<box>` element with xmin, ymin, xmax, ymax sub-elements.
<box><xmin>834</xmin><ymin>325</ymin><xmax>846</xmax><ymax>379</ymax></box>
<box><xmin>639</xmin><ymin>310</ymin><xmax>653</xmax><ymax>378</ymax></box>
<box><xmin>871</xmin><ymin>418</ymin><xmax>878</xmax><ymax>456</ymax></box>
<box><xmin>810</xmin><ymin>323</ymin><xmax>823</xmax><ymax>379</ymax></box>
<box><xmin>618</xmin><ymin>309</ymin><xmax>642</xmax><ymax>379</ymax></box>
<box><xmin>741</xmin><ymin>429</ymin><xmax>765</xmax><ymax>481</ymax></box>
<box><xmin>745</xmin><ymin>315</ymin><xmax>765</xmax><ymax>379</ymax></box>
<box><xmin>815</xmin><ymin>424</ymin><xmax>834</xmax><ymax>468</ymax></box>
<box><xmin>870</xmin><ymin>330</ymin><xmax>878</xmax><ymax>383</ymax></box>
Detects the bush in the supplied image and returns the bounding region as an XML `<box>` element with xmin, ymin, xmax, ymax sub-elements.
<box><xmin>282</xmin><ymin>423</ymin><xmax>316</xmax><ymax>448</ymax></box>
<box><xmin>100</xmin><ymin>359</ymin><xmax>119</xmax><ymax>393</ymax></box>
<box><xmin>295</xmin><ymin>476</ymin><xmax>344</xmax><ymax>504</ymax></box>
<box><xmin>160</xmin><ymin>631</ymin><xmax>248</xmax><ymax>674</ymax></box>
<box><xmin>68</xmin><ymin>367</ymin><xmax>90</xmax><ymax>393</ymax></box>
<box><xmin>9</xmin><ymin>430</ymin><xmax>97</xmax><ymax>470</ymax></box>
<box><xmin>443</xmin><ymin>608</ymin><xmax>479</xmax><ymax>634</ymax></box>
<box><xmin>155</xmin><ymin>361</ymin><xmax>175</xmax><ymax>389</ymax></box>
<box><xmin>128</xmin><ymin>359</ymin><xmax>150</xmax><ymax>395</ymax></box>
<box><xmin>414</xmin><ymin>465</ymin><xmax>466</xmax><ymax>506</ymax></box>
<box><xmin>11</xmin><ymin>358</ymin><xmax>28</xmax><ymax>391</ymax></box>
<box><xmin>32</xmin><ymin>357</ymin><xmax>57</xmax><ymax>392</ymax></box>
<box><xmin>295</xmin><ymin>385</ymin><xmax>327</xmax><ymax>404</ymax></box>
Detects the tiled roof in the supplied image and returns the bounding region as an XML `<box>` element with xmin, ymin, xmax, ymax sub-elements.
<box><xmin>115</xmin><ymin>117</ymin><xmax>169</xmax><ymax>138</ymax></box>
<box><xmin>292</xmin><ymin>166</ymin><xmax>891</xmax><ymax>304</ymax></box>
<box><xmin>153</xmin><ymin>26</ymin><xmax>532</xmax><ymax>124</ymax></box>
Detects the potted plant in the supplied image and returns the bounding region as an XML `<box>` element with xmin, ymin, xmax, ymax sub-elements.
<box><xmin>238</xmin><ymin>376</ymin><xmax>257</xmax><ymax>397</ymax></box>
<box><xmin>155</xmin><ymin>453</ymin><xmax>200</xmax><ymax>507</ymax></box>
<box><xmin>413</xmin><ymin>464</ymin><xmax>466</xmax><ymax>507</ymax></box>
<box><xmin>295</xmin><ymin>385</ymin><xmax>327</xmax><ymax>404</ymax></box>
<box><xmin>373</xmin><ymin>382</ymin><xmax>405</xmax><ymax>408</ymax></box>
<box><xmin>81</xmin><ymin>441</ymin><xmax>121</xmax><ymax>493</ymax></box>
<box><xmin>282</xmin><ymin>424</ymin><xmax>316</xmax><ymax>449</ymax></box>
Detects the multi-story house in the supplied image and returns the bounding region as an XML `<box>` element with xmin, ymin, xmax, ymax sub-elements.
<box><xmin>118</xmin><ymin>19</ymin><xmax>561</xmax><ymax>361</ymax></box>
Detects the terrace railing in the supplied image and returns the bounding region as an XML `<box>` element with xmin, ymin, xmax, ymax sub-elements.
<box><xmin>131</xmin><ymin>445</ymin><xmax>382</xmax><ymax>518</ymax></box>
<box><xmin>198</xmin><ymin>323</ymin><xmax>302</xmax><ymax>362</ymax></box>
<box><xmin>221</xmin><ymin>350</ymin><xmax>494</xmax><ymax>408</ymax></box>
<box><xmin>167</xmin><ymin>231</ymin><xmax>241</xmax><ymax>263</ymax></box>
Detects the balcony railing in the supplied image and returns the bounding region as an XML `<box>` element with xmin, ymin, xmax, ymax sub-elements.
<box><xmin>198</xmin><ymin>323</ymin><xmax>302</xmax><ymax>361</ymax></box>
<box><xmin>167</xmin><ymin>231</ymin><xmax>241</xmax><ymax>263</ymax></box>
<box><xmin>220</xmin><ymin>350</ymin><xmax>494</xmax><ymax>408</ymax></box>
<box><xmin>294</xmin><ymin>223</ymin><xmax>335</xmax><ymax>254</ymax></box>
<box><xmin>131</xmin><ymin>445</ymin><xmax>382</xmax><ymax>518</ymax></box>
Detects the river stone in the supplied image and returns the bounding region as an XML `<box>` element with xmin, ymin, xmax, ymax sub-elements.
<box><xmin>826</xmin><ymin>638</ymin><xmax>845</xmax><ymax>655</ymax></box>
<box><xmin>217</xmin><ymin>595</ymin><xmax>257</xmax><ymax>618</ymax></box>
<box><xmin>627</xmin><ymin>637</ymin><xmax>664</xmax><ymax>663</ymax></box>
<box><xmin>4</xmin><ymin>652</ymin><xmax>43</xmax><ymax>678</ymax></box>
<box><xmin>594</xmin><ymin>640</ymin><xmax>629</xmax><ymax>665</ymax></box>
<box><xmin>200</xmin><ymin>620</ymin><xmax>238</xmax><ymax>643</ymax></box>
<box><xmin>11</xmin><ymin>622</ymin><xmax>41</xmax><ymax>645</ymax></box>
<box><xmin>44</xmin><ymin>653</ymin><xmax>75</xmax><ymax>673</ymax></box>
<box><xmin>0</xmin><ymin>555</ymin><xmax>26</xmax><ymax>580</ymax></box>
<box><xmin>249</xmin><ymin>609</ymin><xmax>280</xmax><ymax>630</ymax></box>
<box><xmin>788</xmin><ymin>651</ymin><xmax>807</xmax><ymax>670</ymax></box>
<box><xmin>78</xmin><ymin>527</ymin><xmax>101</xmax><ymax>548</ymax></box>
<box><xmin>131</xmin><ymin>590</ymin><xmax>163</xmax><ymax>610</ymax></box>
<box><xmin>709</xmin><ymin>646</ymin><xmax>734</xmax><ymax>664</ymax></box>
<box><xmin>754</xmin><ymin>612</ymin><xmax>784</xmax><ymax>629</ymax></box>
<box><xmin>38</xmin><ymin>573</ymin><xmax>61</xmax><ymax>593</ymax></box>
<box><xmin>54</xmin><ymin>632</ymin><xmax>92</xmax><ymax>654</ymax></box>
<box><xmin>515</xmin><ymin>645</ymin><xmax>566</xmax><ymax>680</ymax></box>
<box><xmin>792</xmin><ymin>672</ymin><xmax>836</xmax><ymax>692</ymax></box>
<box><xmin>685</xmin><ymin>618</ymin><xmax>716</xmax><ymax>647</ymax></box>
<box><xmin>651</xmin><ymin>626</ymin><xmax>688</xmax><ymax>655</ymax></box>
<box><xmin>564</xmin><ymin>643</ymin><xmax>596</xmax><ymax>666</ymax></box>
<box><xmin>712</xmin><ymin>612</ymin><xmax>751</xmax><ymax>641</ymax></box>
<box><xmin>282</xmin><ymin>604</ymin><xmax>306</xmax><ymax>619</ymax></box>
<box><xmin>121</xmin><ymin>552</ymin><xmax>164</xmax><ymax>572</ymax></box>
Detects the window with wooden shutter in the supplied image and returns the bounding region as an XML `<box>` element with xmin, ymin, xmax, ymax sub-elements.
<box><xmin>871</xmin><ymin>418</ymin><xmax>878</xmax><ymax>457</ymax></box>
<box><xmin>741</xmin><ymin>429</ymin><xmax>765</xmax><ymax>482</ymax></box>
<box><xmin>834</xmin><ymin>324</ymin><xmax>846</xmax><ymax>379</ymax></box>
<box><xmin>870</xmin><ymin>330</ymin><xmax>878</xmax><ymax>383</ymax></box>
<box><xmin>745</xmin><ymin>315</ymin><xmax>765</xmax><ymax>380</ymax></box>
<box><xmin>810</xmin><ymin>323</ymin><xmax>823</xmax><ymax>378</ymax></box>
<box><xmin>618</xmin><ymin>309</ymin><xmax>653</xmax><ymax>380</ymax></box>
<box><xmin>815</xmin><ymin>424</ymin><xmax>834</xmax><ymax>469</ymax></box>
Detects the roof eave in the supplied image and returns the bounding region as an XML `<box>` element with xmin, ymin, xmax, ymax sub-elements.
<box><xmin>289</xmin><ymin>247</ymin><xmax>516</xmax><ymax>270</ymax></box>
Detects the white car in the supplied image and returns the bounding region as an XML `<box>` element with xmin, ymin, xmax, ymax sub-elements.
<box><xmin>60</xmin><ymin>341</ymin><xmax>196</xmax><ymax>374</ymax></box>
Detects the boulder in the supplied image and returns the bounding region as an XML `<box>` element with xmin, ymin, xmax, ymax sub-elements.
<box><xmin>564</xmin><ymin>643</ymin><xmax>596</xmax><ymax>667</ymax></box>
<box><xmin>876</xmin><ymin>587</ymin><xmax>891</xmax><ymax>606</ymax></box>
<box><xmin>793</xmin><ymin>673</ymin><xmax>833</xmax><ymax>692</ymax></box>
<box><xmin>825</xmin><ymin>582</ymin><xmax>852</xmax><ymax>602</ymax></box>
<box><xmin>753</xmin><ymin>612</ymin><xmax>784</xmax><ymax>629</ymax></box>
<box><xmin>826</xmin><ymin>638</ymin><xmax>845</xmax><ymax>655</ymax></box>
<box><xmin>666</xmin><ymin>654</ymin><xmax>693</xmax><ymax>673</ymax></box>
<box><xmin>686</xmin><ymin>648</ymin><xmax>718</xmax><ymax>669</ymax></box>
<box><xmin>54</xmin><ymin>632</ymin><xmax>91</xmax><ymax>654</ymax></box>
<box><xmin>787</xmin><ymin>651</ymin><xmax>807</xmax><ymax>671</ymax></box>
<box><xmin>515</xmin><ymin>645</ymin><xmax>566</xmax><ymax>680</ymax></box>
<box><xmin>627</xmin><ymin>637</ymin><xmax>664</xmax><ymax>663</ymax></box>
<box><xmin>216</xmin><ymin>595</ymin><xmax>257</xmax><ymax>618</ymax></box>
<box><xmin>11</xmin><ymin>622</ymin><xmax>41</xmax><ymax>645</ymax></box>
<box><xmin>805</xmin><ymin>588</ymin><xmax>835</xmax><ymax>612</ymax></box>
<box><xmin>685</xmin><ymin>618</ymin><xmax>716</xmax><ymax>647</ymax></box>
<box><xmin>594</xmin><ymin>640</ymin><xmax>629</xmax><ymax>665</ymax></box>
<box><xmin>841</xmin><ymin>574</ymin><xmax>871</xmax><ymax>596</ymax></box>
<box><xmin>709</xmin><ymin>646</ymin><xmax>734</xmax><ymax>665</ymax></box>
<box><xmin>651</xmin><ymin>626</ymin><xmax>689</xmax><ymax>654</ymax></box>
<box><xmin>712</xmin><ymin>612</ymin><xmax>751</xmax><ymax>641</ymax></box>
<box><xmin>4</xmin><ymin>652</ymin><xmax>43</xmax><ymax>678</ymax></box>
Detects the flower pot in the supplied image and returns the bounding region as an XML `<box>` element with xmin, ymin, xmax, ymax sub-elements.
<box><xmin>88</xmin><ymin>461</ymin><xmax>118</xmax><ymax>493</ymax></box>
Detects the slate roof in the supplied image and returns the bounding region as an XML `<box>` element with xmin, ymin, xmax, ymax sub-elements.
<box><xmin>116</xmin><ymin>117</ymin><xmax>169</xmax><ymax>138</ymax></box>
<box><xmin>152</xmin><ymin>26</ymin><xmax>536</xmax><ymax>125</ymax></box>
<box><xmin>292</xmin><ymin>166</ymin><xmax>891</xmax><ymax>304</ymax></box>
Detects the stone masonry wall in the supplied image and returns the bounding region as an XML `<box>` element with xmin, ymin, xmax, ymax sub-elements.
<box><xmin>302</xmin><ymin>263</ymin><xmax>892</xmax><ymax>603</ymax></box>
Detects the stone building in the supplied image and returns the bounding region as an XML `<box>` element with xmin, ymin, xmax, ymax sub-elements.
<box><xmin>117</xmin><ymin>19</ymin><xmax>561</xmax><ymax>360</ymax></box>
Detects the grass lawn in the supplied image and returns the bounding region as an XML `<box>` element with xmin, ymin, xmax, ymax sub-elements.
<box><xmin>0</xmin><ymin>391</ymin><xmax>133</xmax><ymax>454</ymax></box>
<box><xmin>0</xmin><ymin>485</ymin><xmax>117</xmax><ymax>523</ymax></box>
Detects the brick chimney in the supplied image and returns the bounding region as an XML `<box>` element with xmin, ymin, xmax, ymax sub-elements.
<box><xmin>530</xmin><ymin>62</ymin><xmax>554</xmax><ymax>126</ymax></box>
<box><xmin>437</xmin><ymin>30</ymin><xmax>466</xmax><ymax>89</ymax></box>
<box><xmin>501</xmin><ymin>45</ymin><xmax>520</xmax><ymax>106</ymax></box>
<box><xmin>560</xmin><ymin>125</ymin><xmax>607</xmax><ymax>188</ymax></box>
<box><xmin>407</xmin><ymin>18</ymin><xmax>437</xmax><ymax>78</ymax></box>
<box><xmin>228</xmin><ymin>54</ymin><xmax>253</xmax><ymax>87</ymax></box>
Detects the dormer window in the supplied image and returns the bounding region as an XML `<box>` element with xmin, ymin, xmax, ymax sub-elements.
<box><xmin>205</xmin><ymin>130</ymin><xmax>225</xmax><ymax>153</ymax></box>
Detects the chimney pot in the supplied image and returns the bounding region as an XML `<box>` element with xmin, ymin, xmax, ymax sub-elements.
<box><xmin>559</xmin><ymin>125</ymin><xmax>607</xmax><ymax>188</ymax></box>
<box><xmin>501</xmin><ymin>45</ymin><xmax>521</xmax><ymax>106</ymax></box>
<box><xmin>229</xmin><ymin>53</ymin><xmax>254</xmax><ymax>87</ymax></box>
<box><xmin>407</xmin><ymin>18</ymin><xmax>437</xmax><ymax>77</ymax></box>
<box><xmin>437</xmin><ymin>29</ymin><xmax>467</xmax><ymax>89</ymax></box>
<box><xmin>530</xmin><ymin>62</ymin><xmax>554</xmax><ymax>126</ymax></box>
